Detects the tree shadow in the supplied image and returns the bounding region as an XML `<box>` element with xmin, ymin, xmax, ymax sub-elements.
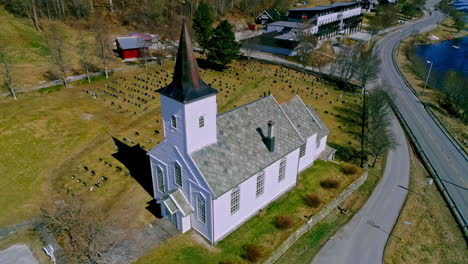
<box><xmin>334</xmin><ymin>105</ymin><xmax>362</xmax><ymax>138</ymax></box>
<box><xmin>111</xmin><ymin>137</ymin><xmax>153</xmax><ymax>196</ymax></box>
<box><xmin>196</xmin><ymin>58</ymin><xmax>226</xmax><ymax>71</ymax></box>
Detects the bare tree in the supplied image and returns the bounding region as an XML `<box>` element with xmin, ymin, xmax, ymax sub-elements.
<box><xmin>356</xmin><ymin>46</ymin><xmax>380</xmax><ymax>89</ymax></box>
<box><xmin>78</xmin><ymin>35</ymin><xmax>93</xmax><ymax>82</ymax></box>
<box><xmin>95</xmin><ymin>18</ymin><xmax>111</xmax><ymax>78</ymax></box>
<box><xmin>356</xmin><ymin>46</ymin><xmax>380</xmax><ymax>167</ymax></box>
<box><xmin>329</xmin><ymin>44</ymin><xmax>360</xmax><ymax>89</ymax></box>
<box><xmin>296</xmin><ymin>30</ymin><xmax>318</xmax><ymax>68</ymax></box>
<box><xmin>47</xmin><ymin>23</ymin><xmax>69</xmax><ymax>87</ymax></box>
<box><xmin>366</xmin><ymin>87</ymin><xmax>398</xmax><ymax>167</ymax></box>
<box><xmin>0</xmin><ymin>44</ymin><xmax>17</xmax><ymax>100</ymax></box>
<box><xmin>40</xmin><ymin>197</ymin><xmax>122</xmax><ymax>264</ymax></box>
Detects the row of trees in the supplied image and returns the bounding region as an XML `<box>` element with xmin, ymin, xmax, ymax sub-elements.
<box><xmin>193</xmin><ymin>2</ymin><xmax>240</xmax><ymax>67</ymax></box>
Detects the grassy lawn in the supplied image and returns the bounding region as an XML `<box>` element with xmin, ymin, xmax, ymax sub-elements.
<box><xmin>384</xmin><ymin>150</ymin><xmax>468</xmax><ymax>263</ymax></box>
<box><xmin>396</xmin><ymin>17</ymin><xmax>468</xmax><ymax>152</ymax></box>
<box><xmin>135</xmin><ymin>160</ymin><xmax>363</xmax><ymax>264</ymax></box>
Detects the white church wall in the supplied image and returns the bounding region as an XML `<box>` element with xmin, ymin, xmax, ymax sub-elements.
<box><xmin>184</xmin><ymin>94</ymin><xmax>217</xmax><ymax>153</ymax></box>
<box><xmin>212</xmin><ymin>149</ymin><xmax>300</xmax><ymax>242</ymax></box>
<box><xmin>148</xmin><ymin>147</ymin><xmax>214</xmax><ymax>240</ymax></box>
<box><xmin>161</xmin><ymin>96</ymin><xmax>187</xmax><ymax>149</ymax></box>
<box><xmin>318</xmin><ymin>135</ymin><xmax>327</xmax><ymax>153</ymax></box>
<box><xmin>181</xmin><ymin>214</ymin><xmax>191</xmax><ymax>233</ymax></box>
<box><xmin>189</xmin><ymin>182</ymin><xmax>214</xmax><ymax>242</ymax></box>
<box><xmin>298</xmin><ymin>134</ymin><xmax>318</xmax><ymax>172</ymax></box>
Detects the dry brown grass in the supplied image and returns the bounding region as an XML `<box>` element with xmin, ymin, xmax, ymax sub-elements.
<box><xmin>384</xmin><ymin>151</ymin><xmax>468</xmax><ymax>264</ymax></box>
<box><xmin>276</xmin><ymin>215</ymin><xmax>294</xmax><ymax>229</ymax></box>
<box><xmin>320</xmin><ymin>178</ymin><xmax>340</xmax><ymax>189</ymax></box>
<box><xmin>245</xmin><ymin>244</ymin><xmax>263</xmax><ymax>262</ymax></box>
<box><xmin>304</xmin><ymin>193</ymin><xmax>322</xmax><ymax>208</ymax></box>
<box><xmin>342</xmin><ymin>163</ymin><xmax>359</xmax><ymax>175</ymax></box>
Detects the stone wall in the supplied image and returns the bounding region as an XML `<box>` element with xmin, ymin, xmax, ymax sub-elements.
<box><xmin>264</xmin><ymin>172</ymin><xmax>368</xmax><ymax>264</ymax></box>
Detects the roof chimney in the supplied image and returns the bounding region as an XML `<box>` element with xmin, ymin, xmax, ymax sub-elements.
<box><xmin>263</xmin><ymin>120</ymin><xmax>275</xmax><ymax>152</ymax></box>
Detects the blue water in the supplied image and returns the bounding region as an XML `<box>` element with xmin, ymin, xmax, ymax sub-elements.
<box><xmin>453</xmin><ymin>0</ymin><xmax>468</xmax><ymax>13</ymax></box>
<box><xmin>416</xmin><ymin>37</ymin><xmax>468</xmax><ymax>75</ymax></box>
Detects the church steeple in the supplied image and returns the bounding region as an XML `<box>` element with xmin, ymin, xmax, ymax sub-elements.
<box><xmin>158</xmin><ymin>20</ymin><xmax>217</xmax><ymax>104</ymax></box>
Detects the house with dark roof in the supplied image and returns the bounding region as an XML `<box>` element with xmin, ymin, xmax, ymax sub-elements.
<box><xmin>116</xmin><ymin>36</ymin><xmax>149</xmax><ymax>59</ymax></box>
<box><xmin>255</xmin><ymin>9</ymin><xmax>282</xmax><ymax>25</ymax></box>
<box><xmin>148</xmin><ymin>21</ymin><xmax>331</xmax><ymax>243</ymax></box>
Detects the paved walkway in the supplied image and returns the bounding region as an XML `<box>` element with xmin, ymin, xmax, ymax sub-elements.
<box><xmin>0</xmin><ymin>244</ymin><xmax>38</xmax><ymax>264</ymax></box>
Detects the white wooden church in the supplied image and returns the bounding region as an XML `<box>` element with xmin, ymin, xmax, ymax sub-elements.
<box><xmin>148</xmin><ymin>22</ymin><xmax>331</xmax><ymax>244</ymax></box>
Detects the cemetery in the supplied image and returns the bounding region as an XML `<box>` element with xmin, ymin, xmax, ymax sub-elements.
<box><xmin>0</xmin><ymin>57</ymin><xmax>363</xmax><ymax>259</ymax></box>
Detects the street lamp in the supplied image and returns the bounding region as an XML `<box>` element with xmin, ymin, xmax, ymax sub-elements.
<box><xmin>423</xmin><ymin>60</ymin><xmax>433</xmax><ymax>96</ymax></box>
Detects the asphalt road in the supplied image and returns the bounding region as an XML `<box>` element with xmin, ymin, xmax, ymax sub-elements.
<box><xmin>376</xmin><ymin>0</ymin><xmax>468</xmax><ymax>232</ymax></box>
<box><xmin>312</xmin><ymin>1</ymin><xmax>468</xmax><ymax>263</ymax></box>
<box><xmin>311</xmin><ymin>116</ymin><xmax>410</xmax><ymax>264</ymax></box>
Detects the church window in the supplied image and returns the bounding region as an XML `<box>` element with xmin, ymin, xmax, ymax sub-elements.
<box><xmin>199</xmin><ymin>116</ymin><xmax>205</xmax><ymax>128</ymax></box>
<box><xmin>157</xmin><ymin>166</ymin><xmax>164</xmax><ymax>192</ymax></box>
<box><xmin>197</xmin><ymin>194</ymin><xmax>206</xmax><ymax>223</ymax></box>
<box><xmin>174</xmin><ymin>162</ymin><xmax>182</xmax><ymax>186</ymax></box>
<box><xmin>231</xmin><ymin>186</ymin><xmax>240</xmax><ymax>214</ymax></box>
<box><xmin>300</xmin><ymin>143</ymin><xmax>307</xmax><ymax>158</ymax></box>
<box><xmin>256</xmin><ymin>171</ymin><xmax>265</xmax><ymax>197</ymax></box>
<box><xmin>171</xmin><ymin>115</ymin><xmax>177</xmax><ymax>128</ymax></box>
<box><xmin>278</xmin><ymin>158</ymin><xmax>286</xmax><ymax>182</ymax></box>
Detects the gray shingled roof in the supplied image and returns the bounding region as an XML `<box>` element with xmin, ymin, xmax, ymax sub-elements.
<box><xmin>280</xmin><ymin>95</ymin><xmax>323</xmax><ymax>138</ymax></box>
<box><xmin>161</xmin><ymin>189</ymin><xmax>193</xmax><ymax>216</ymax></box>
<box><xmin>191</xmin><ymin>95</ymin><xmax>305</xmax><ymax>198</ymax></box>
<box><xmin>307</xmin><ymin>106</ymin><xmax>329</xmax><ymax>139</ymax></box>
<box><xmin>116</xmin><ymin>36</ymin><xmax>147</xmax><ymax>50</ymax></box>
<box><xmin>170</xmin><ymin>189</ymin><xmax>193</xmax><ymax>216</ymax></box>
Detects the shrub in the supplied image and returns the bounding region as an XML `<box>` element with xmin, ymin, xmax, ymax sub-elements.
<box><xmin>245</xmin><ymin>244</ymin><xmax>262</xmax><ymax>262</ymax></box>
<box><xmin>320</xmin><ymin>178</ymin><xmax>340</xmax><ymax>189</ymax></box>
<box><xmin>276</xmin><ymin>215</ymin><xmax>293</xmax><ymax>229</ymax></box>
<box><xmin>304</xmin><ymin>193</ymin><xmax>321</xmax><ymax>208</ymax></box>
<box><xmin>342</xmin><ymin>163</ymin><xmax>358</xmax><ymax>174</ymax></box>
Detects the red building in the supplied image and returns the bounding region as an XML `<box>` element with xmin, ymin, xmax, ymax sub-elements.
<box><xmin>116</xmin><ymin>36</ymin><xmax>148</xmax><ymax>59</ymax></box>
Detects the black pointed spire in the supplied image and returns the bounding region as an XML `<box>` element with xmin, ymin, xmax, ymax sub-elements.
<box><xmin>157</xmin><ymin>20</ymin><xmax>217</xmax><ymax>104</ymax></box>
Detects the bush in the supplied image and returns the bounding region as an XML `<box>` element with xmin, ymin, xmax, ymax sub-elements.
<box><xmin>320</xmin><ymin>178</ymin><xmax>340</xmax><ymax>189</ymax></box>
<box><xmin>304</xmin><ymin>193</ymin><xmax>321</xmax><ymax>208</ymax></box>
<box><xmin>245</xmin><ymin>244</ymin><xmax>262</xmax><ymax>262</ymax></box>
<box><xmin>342</xmin><ymin>163</ymin><xmax>358</xmax><ymax>174</ymax></box>
<box><xmin>276</xmin><ymin>215</ymin><xmax>293</xmax><ymax>229</ymax></box>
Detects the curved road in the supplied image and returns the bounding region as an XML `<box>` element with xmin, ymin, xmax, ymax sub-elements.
<box><xmin>312</xmin><ymin>1</ymin><xmax>467</xmax><ymax>263</ymax></box>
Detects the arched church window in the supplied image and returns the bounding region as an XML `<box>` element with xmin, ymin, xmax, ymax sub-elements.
<box><xmin>157</xmin><ymin>166</ymin><xmax>164</xmax><ymax>192</ymax></box>
<box><xmin>197</xmin><ymin>194</ymin><xmax>206</xmax><ymax>223</ymax></box>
